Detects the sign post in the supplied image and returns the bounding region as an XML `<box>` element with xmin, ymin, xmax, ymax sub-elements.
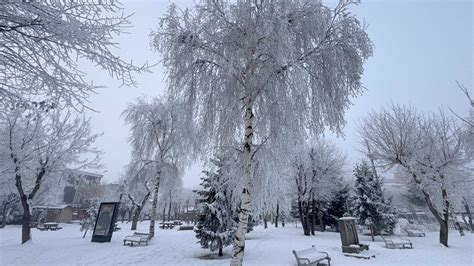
<box><xmin>91</xmin><ymin>202</ymin><xmax>119</xmax><ymax>243</ymax></box>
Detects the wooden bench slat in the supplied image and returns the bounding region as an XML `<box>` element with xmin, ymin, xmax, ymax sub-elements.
<box><xmin>293</xmin><ymin>245</ymin><xmax>331</xmax><ymax>266</ymax></box>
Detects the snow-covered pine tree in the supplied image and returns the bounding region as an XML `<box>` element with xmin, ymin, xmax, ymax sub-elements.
<box><xmin>353</xmin><ymin>160</ymin><xmax>396</xmax><ymax>240</ymax></box>
<box><xmin>324</xmin><ymin>181</ymin><xmax>351</xmax><ymax>230</ymax></box>
<box><xmin>370</xmin><ymin>170</ymin><xmax>397</xmax><ymax>235</ymax></box>
<box><xmin>354</xmin><ymin>160</ymin><xmax>377</xmax><ymax>239</ymax></box>
<box><xmin>195</xmin><ymin>157</ymin><xmax>236</xmax><ymax>256</ymax></box>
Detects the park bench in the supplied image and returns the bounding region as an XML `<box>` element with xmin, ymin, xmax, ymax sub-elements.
<box><xmin>292</xmin><ymin>245</ymin><xmax>331</xmax><ymax>266</ymax></box>
<box><xmin>123</xmin><ymin>232</ymin><xmax>150</xmax><ymax>247</ymax></box>
<box><xmin>37</xmin><ymin>222</ymin><xmax>62</xmax><ymax>231</ymax></box>
<box><xmin>177</xmin><ymin>225</ymin><xmax>194</xmax><ymax>231</ymax></box>
<box><xmin>406</xmin><ymin>229</ymin><xmax>425</xmax><ymax>237</ymax></box>
<box><xmin>381</xmin><ymin>235</ymin><xmax>413</xmax><ymax>249</ymax></box>
<box><xmin>159</xmin><ymin>221</ymin><xmax>175</xmax><ymax>229</ymax></box>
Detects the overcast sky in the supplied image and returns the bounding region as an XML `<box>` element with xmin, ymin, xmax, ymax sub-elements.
<box><xmin>83</xmin><ymin>0</ymin><xmax>473</xmax><ymax>189</ymax></box>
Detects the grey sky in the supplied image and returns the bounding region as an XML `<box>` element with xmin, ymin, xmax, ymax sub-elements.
<box><xmin>84</xmin><ymin>0</ymin><xmax>473</xmax><ymax>188</ymax></box>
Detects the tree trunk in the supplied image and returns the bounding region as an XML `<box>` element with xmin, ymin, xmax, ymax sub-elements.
<box><xmin>1</xmin><ymin>203</ymin><xmax>8</xmax><ymax>228</ymax></box>
<box><xmin>15</xmin><ymin>171</ymin><xmax>32</xmax><ymax>244</ymax></box>
<box><xmin>219</xmin><ymin>247</ymin><xmax>223</xmax><ymax>256</ymax></box>
<box><xmin>440</xmin><ymin>220</ymin><xmax>449</xmax><ymax>246</ymax></box>
<box><xmin>310</xmin><ymin>200</ymin><xmax>316</xmax><ymax>235</ymax></box>
<box><xmin>149</xmin><ymin>179</ymin><xmax>160</xmax><ymax>238</ymax></box>
<box><xmin>318</xmin><ymin>210</ymin><xmax>324</xmax><ymax>232</ymax></box>
<box><xmin>230</xmin><ymin>104</ymin><xmax>254</xmax><ymax>266</ymax></box>
<box><xmin>462</xmin><ymin>197</ymin><xmax>473</xmax><ymax>232</ymax></box>
<box><xmin>263</xmin><ymin>216</ymin><xmax>268</xmax><ymax>229</ymax></box>
<box><xmin>128</xmin><ymin>206</ymin><xmax>134</xmax><ymax>223</ymax></box>
<box><xmin>305</xmin><ymin>204</ymin><xmax>312</xmax><ymax>236</ymax></box>
<box><xmin>275</xmin><ymin>203</ymin><xmax>279</xmax><ymax>228</ymax></box>
<box><xmin>298</xmin><ymin>201</ymin><xmax>310</xmax><ymax>236</ymax></box>
<box><xmin>421</xmin><ymin>188</ymin><xmax>449</xmax><ymax>247</ymax></box>
<box><xmin>131</xmin><ymin>206</ymin><xmax>142</xmax><ymax>230</ymax></box>
<box><xmin>1</xmin><ymin>207</ymin><xmax>12</xmax><ymax>228</ymax></box>
<box><xmin>167</xmin><ymin>200</ymin><xmax>172</xmax><ymax>221</ymax></box>
<box><xmin>20</xmin><ymin>195</ymin><xmax>31</xmax><ymax>244</ymax></box>
<box><xmin>440</xmin><ymin>188</ymin><xmax>450</xmax><ymax>246</ymax></box>
<box><xmin>162</xmin><ymin>206</ymin><xmax>166</xmax><ymax>223</ymax></box>
<box><xmin>371</xmin><ymin>225</ymin><xmax>375</xmax><ymax>241</ymax></box>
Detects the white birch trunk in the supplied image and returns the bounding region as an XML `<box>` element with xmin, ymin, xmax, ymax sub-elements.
<box><xmin>231</xmin><ymin>104</ymin><xmax>254</xmax><ymax>266</ymax></box>
<box><xmin>148</xmin><ymin>177</ymin><xmax>160</xmax><ymax>238</ymax></box>
<box><xmin>149</xmin><ymin>160</ymin><xmax>163</xmax><ymax>238</ymax></box>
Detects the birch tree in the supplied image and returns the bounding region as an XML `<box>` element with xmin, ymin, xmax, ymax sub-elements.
<box><xmin>152</xmin><ymin>1</ymin><xmax>372</xmax><ymax>263</ymax></box>
<box><xmin>122</xmin><ymin>97</ymin><xmax>188</xmax><ymax>238</ymax></box>
<box><xmin>360</xmin><ymin>104</ymin><xmax>472</xmax><ymax>247</ymax></box>
<box><xmin>0</xmin><ymin>1</ymin><xmax>147</xmax><ymax>107</ymax></box>
<box><xmin>0</xmin><ymin>102</ymin><xmax>100</xmax><ymax>243</ymax></box>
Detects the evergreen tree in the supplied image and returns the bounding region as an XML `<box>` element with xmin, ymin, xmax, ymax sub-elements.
<box><xmin>195</xmin><ymin>158</ymin><xmax>236</xmax><ymax>256</ymax></box>
<box><xmin>324</xmin><ymin>183</ymin><xmax>351</xmax><ymax>230</ymax></box>
<box><xmin>354</xmin><ymin>160</ymin><xmax>396</xmax><ymax>240</ymax></box>
<box><xmin>370</xmin><ymin>169</ymin><xmax>397</xmax><ymax>235</ymax></box>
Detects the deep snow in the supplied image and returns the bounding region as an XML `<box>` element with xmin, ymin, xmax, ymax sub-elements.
<box><xmin>0</xmin><ymin>222</ymin><xmax>472</xmax><ymax>265</ymax></box>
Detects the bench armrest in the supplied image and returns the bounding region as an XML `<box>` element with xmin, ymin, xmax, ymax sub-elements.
<box><xmin>297</xmin><ymin>258</ymin><xmax>311</xmax><ymax>264</ymax></box>
<box><xmin>319</xmin><ymin>251</ymin><xmax>330</xmax><ymax>258</ymax></box>
<box><xmin>400</xmin><ymin>237</ymin><xmax>412</xmax><ymax>243</ymax></box>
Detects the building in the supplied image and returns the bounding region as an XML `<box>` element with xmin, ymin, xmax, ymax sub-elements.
<box><xmin>35</xmin><ymin>169</ymin><xmax>103</xmax><ymax>208</ymax></box>
<box><xmin>32</xmin><ymin>205</ymin><xmax>74</xmax><ymax>223</ymax></box>
<box><xmin>64</xmin><ymin>169</ymin><xmax>103</xmax><ymax>206</ymax></box>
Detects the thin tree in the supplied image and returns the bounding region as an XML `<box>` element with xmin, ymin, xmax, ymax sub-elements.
<box><xmin>122</xmin><ymin>97</ymin><xmax>188</xmax><ymax>238</ymax></box>
<box><xmin>0</xmin><ymin>103</ymin><xmax>100</xmax><ymax>243</ymax></box>
<box><xmin>123</xmin><ymin>158</ymin><xmax>154</xmax><ymax>230</ymax></box>
<box><xmin>0</xmin><ymin>1</ymin><xmax>147</xmax><ymax>108</ymax></box>
<box><xmin>152</xmin><ymin>1</ymin><xmax>372</xmax><ymax>263</ymax></box>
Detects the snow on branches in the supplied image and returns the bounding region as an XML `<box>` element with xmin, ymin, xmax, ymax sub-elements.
<box><xmin>152</xmin><ymin>1</ymin><xmax>372</xmax><ymax>263</ymax></box>
<box><xmin>0</xmin><ymin>1</ymin><xmax>148</xmax><ymax>107</ymax></box>
<box><xmin>353</xmin><ymin>160</ymin><xmax>396</xmax><ymax>240</ymax></box>
<box><xmin>122</xmin><ymin>96</ymin><xmax>189</xmax><ymax>237</ymax></box>
<box><xmin>291</xmin><ymin>138</ymin><xmax>347</xmax><ymax>236</ymax></box>
<box><xmin>360</xmin><ymin>104</ymin><xmax>472</xmax><ymax>246</ymax></box>
<box><xmin>0</xmin><ymin>103</ymin><xmax>100</xmax><ymax>243</ymax></box>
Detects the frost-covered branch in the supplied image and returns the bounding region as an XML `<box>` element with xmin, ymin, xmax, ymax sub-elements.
<box><xmin>0</xmin><ymin>103</ymin><xmax>101</xmax><ymax>243</ymax></box>
<box><xmin>0</xmin><ymin>1</ymin><xmax>149</xmax><ymax>108</ymax></box>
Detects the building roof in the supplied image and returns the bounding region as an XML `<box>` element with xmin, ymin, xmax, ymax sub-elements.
<box><xmin>66</xmin><ymin>169</ymin><xmax>103</xmax><ymax>178</ymax></box>
<box><xmin>34</xmin><ymin>205</ymin><xmax>72</xmax><ymax>210</ymax></box>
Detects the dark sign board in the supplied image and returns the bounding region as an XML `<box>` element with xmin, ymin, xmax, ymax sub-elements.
<box><xmin>91</xmin><ymin>202</ymin><xmax>119</xmax><ymax>243</ymax></box>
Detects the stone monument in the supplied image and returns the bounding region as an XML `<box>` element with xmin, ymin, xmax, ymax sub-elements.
<box><xmin>337</xmin><ymin>217</ymin><xmax>369</xmax><ymax>253</ymax></box>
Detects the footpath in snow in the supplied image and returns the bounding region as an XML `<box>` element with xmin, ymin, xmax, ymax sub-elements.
<box><xmin>1</xmin><ymin>222</ymin><xmax>472</xmax><ymax>265</ymax></box>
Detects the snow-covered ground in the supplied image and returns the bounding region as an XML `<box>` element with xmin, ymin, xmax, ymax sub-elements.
<box><xmin>1</xmin><ymin>222</ymin><xmax>472</xmax><ymax>265</ymax></box>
